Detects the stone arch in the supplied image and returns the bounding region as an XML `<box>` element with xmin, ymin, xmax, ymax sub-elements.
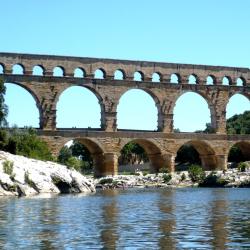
<box><xmin>226</xmin><ymin>93</ymin><xmax>250</xmax><ymax>120</ymax></box>
<box><xmin>228</xmin><ymin>141</ymin><xmax>250</xmax><ymax>162</ymax></box>
<box><xmin>4</xmin><ymin>81</ymin><xmax>42</xmax><ymax>127</ymax></box>
<box><xmin>74</xmin><ymin>67</ymin><xmax>86</xmax><ymax>78</ymax></box>
<box><xmin>222</xmin><ymin>76</ymin><xmax>232</xmax><ymax>86</ymax></box>
<box><xmin>94</xmin><ymin>68</ymin><xmax>106</xmax><ymax>79</ymax></box>
<box><xmin>172</xmin><ymin>91</ymin><xmax>215</xmax><ymax>132</ymax></box>
<box><xmin>56</xmin><ymin>85</ymin><xmax>104</xmax><ymax>128</ymax></box>
<box><xmin>236</xmin><ymin>77</ymin><xmax>246</xmax><ymax>86</ymax></box>
<box><xmin>188</xmin><ymin>74</ymin><xmax>199</xmax><ymax>84</ymax></box>
<box><xmin>175</xmin><ymin>140</ymin><xmax>217</xmax><ymax>170</ymax></box>
<box><xmin>114</xmin><ymin>69</ymin><xmax>125</xmax><ymax>80</ymax></box>
<box><xmin>152</xmin><ymin>72</ymin><xmax>162</xmax><ymax>82</ymax></box>
<box><xmin>32</xmin><ymin>65</ymin><xmax>45</xmax><ymax>76</ymax></box>
<box><xmin>12</xmin><ymin>64</ymin><xmax>25</xmax><ymax>74</ymax></box>
<box><xmin>116</xmin><ymin>88</ymin><xmax>160</xmax><ymax>130</ymax></box>
<box><xmin>170</xmin><ymin>73</ymin><xmax>181</xmax><ymax>84</ymax></box>
<box><xmin>134</xmin><ymin>71</ymin><xmax>144</xmax><ymax>81</ymax></box>
<box><xmin>0</xmin><ymin>63</ymin><xmax>5</xmax><ymax>74</ymax></box>
<box><xmin>206</xmin><ymin>75</ymin><xmax>216</xmax><ymax>85</ymax></box>
<box><xmin>120</xmin><ymin>138</ymin><xmax>164</xmax><ymax>172</ymax></box>
<box><xmin>53</xmin><ymin>66</ymin><xmax>65</xmax><ymax>77</ymax></box>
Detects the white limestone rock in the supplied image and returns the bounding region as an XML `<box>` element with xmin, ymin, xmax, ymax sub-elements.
<box><xmin>0</xmin><ymin>151</ymin><xmax>95</xmax><ymax>196</ymax></box>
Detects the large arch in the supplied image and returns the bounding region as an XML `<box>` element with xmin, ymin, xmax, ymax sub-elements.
<box><xmin>4</xmin><ymin>82</ymin><xmax>41</xmax><ymax>127</ymax></box>
<box><xmin>226</xmin><ymin>93</ymin><xmax>250</xmax><ymax>119</ymax></box>
<box><xmin>173</xmin><ymin>92</ymin><xmax>213</xmax><ymax>132</ymax></box>
<box><xmin>228</xmin><ymin>141</ymin><xmax>250</xmax><ymax>163</ymax></box>
<box><xmin>56</xmin><ymin>86</ymin><xmax>102</xmax><ymax>128</ymax></box>
<box><xmin>119</xmin><ymin>139</ymin><xmax>164</xmax><ymax>172</ymax></box>
<box><xmin>117</xmin><ymin>89</ymin><xmax>159</xmax><ymax>130</ymax></box>
<box><xmin>175</xmin><ymin>140</ymin><xmax>217</xmax><ymax>170</ymax></box>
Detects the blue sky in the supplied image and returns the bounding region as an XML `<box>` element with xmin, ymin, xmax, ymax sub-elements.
<box><xmin>1</xmin><ymin>0</ymin><xmax>250</xmax><ymax>131</ymax></box>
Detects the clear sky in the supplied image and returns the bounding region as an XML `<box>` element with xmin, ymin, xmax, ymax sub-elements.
<box><xmin>1</xmin><ymin>0</ymin><xmax>250</xmax><ymax>131</ymax></box>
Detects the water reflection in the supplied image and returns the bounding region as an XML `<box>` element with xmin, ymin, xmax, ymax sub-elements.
<box><xmin>100</xmin><ymin>190</ymin><xmax>118</xmax><ymax>249</ymax></box>
<box><xmin>209</xmin><ymin>189</ymin><xmax>228</xmax><ymax>250</ymax></box>
<box><xmin>158</xmin><ymin>189</ymin><xmax>176</xmax><ymax>250</ymax></box>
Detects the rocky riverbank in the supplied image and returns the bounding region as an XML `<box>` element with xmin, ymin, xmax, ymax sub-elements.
<box><xmin>0</xmin><ymin>151</ymin><xmax>95</xmax><ymax>196</ymax></box>
<box><xmin>95</xmin><ymin>166</ymin><xmax>250</xmax><ymax>189</ymax></box>
<box><xmin>0</xmin><ymin>151</ymin><xmax>249</xmax><ymax>197</ymax></box>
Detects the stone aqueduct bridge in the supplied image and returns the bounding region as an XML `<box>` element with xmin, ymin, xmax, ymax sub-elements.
<box><xmin>0</xmin><ymin>52</ymin><xmax>250</xmax><ymax>177</ymax></box>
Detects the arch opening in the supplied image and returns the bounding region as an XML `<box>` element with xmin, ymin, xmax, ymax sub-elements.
<box><xmin>57</xmin><ymin>138</ymin><xmax>104</xmax><ymax>177</ymax></box>
<box><xmin>119</xmin><ymin>139</ymin><xmax>163</xmax><ymax>173</ymax></box>
<box><xmin>175</xmin><ymin>140</ymin><xmax>217</xmax><ymax>171</ymax></box>
<box><xmin>170</xmin><ymin>73</ymin><xmax>180</xmax><ymax>84</ymax></box>
<box><xmin>173</xmin><ymin>92</ymin><xmax>211</xmax><ymax>132</ymax></box>
<box><xmin>236</xmin><ymin>77</ymin><xmax>245</xmax><ymax>86</ymax></box>
<box><xmin>56</xmin><ymin>86</ymin><xmax>102</xmax><ymax>128</ymax></box>
<box><xmin>117</xmin><ymin>89</ymin><xmax>158</xmax><ymax>131</ymax></box>
<box><xmin>32</xmin><ymin>65</ymin><xmax>44</xmax><ymax>76</ymax></box>
<box><xmin>152</xmin><ymin>72</ymin><xmax>161</xmax><ymax>83</ymax></box>
<box><xmin>0</xmin><ymin>64</ymin><xmax>4</xmax><ymax>74</ymax></box>
<box><xmin>74</xmin><ymin>68</ymin><xmax>85</xmax><ymax>78</ymax></box>
<box><xmin>228</xmin><ymin>142</ymin><xmax>250</xmax><ymax>166</ymax></box>
<box><xmin>12</xmin><ymin>64</ymin><xmax>24</xmax><ymax>75</ymax></box>
<box><xmin>53</xmin><ymin>66</ymin><xmax>65</xmax><ymax>77</ymax></box>
<box><xmin>206</xmin><ymin>75</ymin><xmax>215</xmax><ymax>85</ymax></box>
<box><xmin>222</xmin><ymin>76</ymin><xmax>231</xmax><ymax>86</ymax></box>
<box><xmin>114</xmin><ymin>69</ymin><xmax>125</xmax><ymax>80</ymax></box>
<box><xmin>94</xmin><ymin>69</ymin><xmax>106</xmax><ymax>79</ymax></box>
<box><xmin>188</xmin><ymin>74</ymin><xmax>197</xmax><ymax>84</ymax></box>
<box><xmin>226</xmin><ymin>94</ymin><xmax>250</xmax><ymax>134</ymax></box>
<box><xmin>134</xmin><ymin>71</ymin><xmax>143</xmax><ymax>81</ymax></box>
<box><xmin>4</xmin><ymin>82</ymin><xmax>40</xmax><ymax>127</ymax></box>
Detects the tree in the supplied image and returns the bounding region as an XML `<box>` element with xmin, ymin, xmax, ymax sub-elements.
<box><xmin>0</xmin><ymin>78</ymin><xmax>8</xmax><ymax>127</ymax></box>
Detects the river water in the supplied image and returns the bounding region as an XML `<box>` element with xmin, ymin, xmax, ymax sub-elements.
<box><xmin>0</xmin><ymin>188</ymin><xmax>249</xmax><ymax>249</ymax></box>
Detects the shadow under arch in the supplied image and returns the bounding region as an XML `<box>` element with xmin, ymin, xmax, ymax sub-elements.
<box><xmin>116</xmin><ymin>88</ymin><xmax>160</xmax><ymax>131</ymax></box>
<box><xmin>228</xmin><ymin>141</ymin><xmax>250</xmax><ymax>162</ymax></box>
<box><xmin>74</xmin><ymin>137</ymin><xmax>105</xmax><ymax>177</ymax></box>
<box><xmin>172</xmin><ymin>91</ymin><xmax>216</xmax><ymax>132</ymax></box>
<box><xmin>175</xmin><ymin>140</ymin><xmax>217</xmax><ymax>170</ymax></box>
<box><xmin>55</xmin><ymin>85</ymin><xmax>105</xmax><ymax>129</ymax></box>
<box><xmin>120</xmin><ymin>138</ymin><xmax>164</xmax><ymax>172</ymax></box>
<box><xmin>4</xmin><ymin>81</ymin><xmax>42</xmax><ymax>128</ymax></box>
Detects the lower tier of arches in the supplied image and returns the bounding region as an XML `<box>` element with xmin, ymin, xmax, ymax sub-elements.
<box><xmin>39</xmin><ymin>133</ymin><xmax>250</xmax><ymax>177</ymax></box>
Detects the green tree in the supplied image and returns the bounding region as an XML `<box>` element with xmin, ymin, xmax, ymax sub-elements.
<box><xmin>0</xmin><ymin>78</ymin><xmax>8</xmax><ymax>127</ymax></box>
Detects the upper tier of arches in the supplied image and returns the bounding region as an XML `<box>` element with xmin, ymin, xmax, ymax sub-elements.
<box><xmin>0</xmin><ymin>52</ymin><xmax>249</xmax><ymax>86</ymax></box>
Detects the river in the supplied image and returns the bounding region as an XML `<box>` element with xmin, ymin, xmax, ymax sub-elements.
<box><xmin>0</xmin><ymin>188</ymin><xmax>249</xmax><ymax>249</ymax></box>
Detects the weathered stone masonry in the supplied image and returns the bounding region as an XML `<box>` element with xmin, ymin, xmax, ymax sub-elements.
<box><xmin>0</xmin><ymin>52</ymin><xmax>249</xmax><ymax>176</ymax></box>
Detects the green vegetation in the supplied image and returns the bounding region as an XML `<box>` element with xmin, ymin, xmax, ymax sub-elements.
<box><xmin>188</xmin><ymin>165</ymin><xmax>205</xmax><ymax>183</ymax></box>
<box><xmin>0</xmin><ymin>78</ymin><xmax>8</xmax><ymax>128</ymax></box>
<box><xmin>238</xmin><ymin>162</ymin><xmax>248</xmax><ymax>172</ymax></box>
<box><xmin>2</xmin><ymin>160</ymin><xmax>14</xmax><ymax>175</ymax></box>
<box><xmin>58</xmin><ymin>141</ymin><xmax>93</xmax><ymax>174</ymax></box>
<box><xmin>227</xmin><ymin>111</ymin><xmax>250</xmax><ymax>135</ymax></box>
<box><xmin>159</xmin><ymin>167</ymin><xmax>169</xmax><ymax>173</ymax></box>
<box><xmin>162</xmin><ymin>173</ymin><xmax>172</xmax><ymax>183</ymax></box>
<box><xmin>119</xmin><ymin>142</ymin><xmax>148</xmax><ymax>165</ymax></box>
<box><xmin>199</xmin><ymin>172</ymin><xmax>228</xmax><ymax>187</ymax></box>
<box><xmin>99</xmin><ymin>178</ymin><xmax>113</xmax><ymax>185</ymax></box>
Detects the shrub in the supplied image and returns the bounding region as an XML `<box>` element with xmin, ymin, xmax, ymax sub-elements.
<box><xmin>99</xmin><ymin>178</ymin><xmax>113</xmax><ymax>185</ymax></box>
<box><xmin>24</xmin><ymin>171</ymin><xmax>36</xmax><ymax>190</ymax></box>
<box><xmin>181</xmin><ymin>173</ymin><xmax>186</xmax><ymax>181</ymax></box>
<box><xmin>3</xmin><ymin>160</ymin><xmax>14</xmax><ymax>175</ymax></box>
<box><xmin>159</xmin><ymin>167</ymin><xmax>169</xmax><ymax>173</ymax></box>
<box><xmin>199</xmin><ymin>173</ymin><xmax>228</xmax><ymax>187</ymax></box>
<box><xmin>188</xmin><ymin>164</ymin><xmax>205</xmax><ymax>183</ymax></box>
<box><xmin>162</xmin><ymin>173</ymin><xmax>172</xmax><ymax>183</ymax></box>
<box><xmin>238</xmin><ymin>162</ymin><xmax>247</xmax><ymax>172</ymax></box>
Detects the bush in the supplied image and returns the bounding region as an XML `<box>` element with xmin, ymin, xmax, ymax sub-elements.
<box><xmin>199</xmin><ymin>172</ymin><xmax>228</xmax><ymax>187</ymax></box>
<box><xmin>181</xmin><ymin>173</ymin><xmax>186</xmax><ymax>181</ymax></box>
<box><xmin>238</xmin><ymin>162</ymin><xmax>247</xmax><ymax>172</ymax></box>
<box><xmin>159</xmin><ymin>167</ymin><xmax>169</xmax><ymax>173</ymax></box>
<box><xmin>99</xmin><ymin>178</ymin><xmax>113</xmax><ymax>185</ymax></box>
<box><xmin>3</xmin><ymin>160</ymin><xmax>14</xmax><ymax>175</ymax></box>
<box><xmin>188</xmin><ymin>165</ymin><xmax>205</xmax><ymax>183</ymax></box>
<box><xmin>162</xmin><ymin>173</ymin><xmax>172</xmax><ymax>183</ymax></box>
